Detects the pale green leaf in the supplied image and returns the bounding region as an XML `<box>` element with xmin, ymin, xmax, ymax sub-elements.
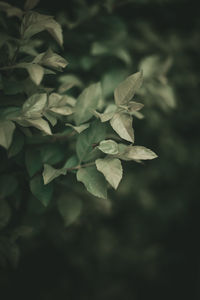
<box><xmin>93</xmin><ymin>104</ymin><xmax>117</xmax><ymax>122</ymax></box>
<box><xmin>0</xmin><ymin>120</ymin><xmax>15</xmax><ymax>149</ymax></box>
<box><xmin>117</xmin><ymin>145</ymin><xmax>158</xmax><ymax>161</ymax></box>
<box><xmin>114</xmin><ymin>71</ymin><xmax>143</xmax><ymax>106</ymax></box>
<box><xmin>24</xmin><ymin>0</ymin><xmax>40</xmax><ymax>10</ymax></box>
<box><xmin>74</xmin><ymin>82</ymin><xmax>102</xmax><ymax>125</ymax></box>
<box><xmin>58</xmin><ymin>74</ymin><xmax>83</xmax><ymax>93</ymax></box>
<box><xmin>127</xmin><ymin>101</ymin><xmax>144</xmax><ymax>112</ymax></box>
<box><xmin>76</xmin><ymin>120</ymin><xmax>106</xmax><ymax>162</ymax></box>
<box><xmin>0</xmin><ymin>2</ymin><xmax>23</xmax><ymax>18</ymax></box>
<box><xmin>33</xmin><ymin>49</ymin><xmax>68</xmax><ymax>71</ymax></box>
<box><xmin>98</xmin><ymin>139</ymin><xmax>118</xmax><ymax>155</ymax></box>
<box><xmin>110</xmin><ymin>112</ymin><xmax>134</xmax><ymax>143</ymax></box>
<box><xmin>43</xmin><ymin>111</ymin><xmax>57</xmax><ymax>126</ymax></box>
<box><xmin>27</xmin><ymin>64</ymin><xmax>44</xmax><ymax>85</ymax></box>
<box><xmin>57</xmin><ymin>195</ymin><xmax>82</xmax><ymax>226</ymax></box>
<box><xmin>22</xmin><ymin>93</ymin><xmax>47</xmax><ymax>118</ymax></box>
<box><xmin>77</xmin><ymin>166</ymin><xmax>107</xmax><ymax>199</ymax></box>
<box><xmin>65</xmin><ymin>123</ymin><xmax>89</xmax><ymax>133</ymax></box>
<box><xmin>96</xmin><ymin>157</ymin><xmax>122</xmax><ymax>189</ymax></box>
<box><xmin>30</xmin><ymin>175</ymin><xmax>53</xmax><ymax>207</ymax></box>
<box><xmin>17</xmin><ymin>118</ymin><xmax>52</xmax><ymax>135</ymax></box>
<box><xmin>22</xmin><ymin>12</ymin><xmax>63</xmax><ymax>46</ymax></box>
<box><xmin>12</xmin><ymin>63</ymin><xmax>44</xmax><ymax>85</ymax></box>
<box><xmin>48</xmin><ymin>93</ymin><xmax>74</xmax><ymax>116</ymax></box>
<box><xmin>43</xmin><ymin>164</ymin><xmax>67</xmax><ymax>185</ymax></box>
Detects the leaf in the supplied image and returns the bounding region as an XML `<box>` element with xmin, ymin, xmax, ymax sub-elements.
<box><xmin>0</xmin><ymin>120</ymin><xmax>15</xmax><ymax>149</ymax></box>
<box><xmin>58</xmin><ymin>74</ymin><xmax>83</xmax><ymax>93</ymax></box>
<box><xmin>26</xmin><ymin>64</ymin><xmax>44</xmax><ymax>85</ymax></box>
<box><xmin>8</xmin><ymin>130</ymin><xmax>24</xmax><ymax>158</ymax></box>
<box><xmin>117</xmin><ymin>145</ymin><xmax>158</xmax><ymax>161</ymax></box>
<box><xmin>57</xmin><ymin>195</ymin><xmax>82</xmax><ymax>226</ymax></box>
<box><xmin>43</xmin><ymin>164</ymin><xmax>67</xmax><ymax>185</ymax></box>
<box><xmin>74</xmin><ymin>82</ymin><xmax>102</xmax><ymax>125</ymax></box>
<box><xmin>96</xmin><ymin>157</ymin><xmax>122</xmax><ymax>189</ymax></box>
<box><xmin>25</xmin><ymin>148</ymin><xmax>42</xmax><ymax>177</ymax></box>
<box><xmin>63</xmin><ymin>155</ymin><xmax>79</xmax><ymax>169</ymax></box>
<box><xmin>93</xmin><ymin>104</ymin><xmax>117</xmax><ymax>122</ymax></box>
<box><xmin>101</xmin><ymin>69</ymin><xmax>128</xmax><ymax>99</ymax></box>
<box><xmin>77</xmin><ymin>166</ymin><xmax>107</xmax><ymax>199</ymax></box>
<box><xmin>22</xmin><ymin>93</ymin><xmax>47</xmax><ymax>118</ymax></box>
<box><xmin>98</xmin><ymin>140</ymin><xmax>119</xmax><ymax>155</ymax></box>
<box><xmin>22</xmin><ymin>12</ymin><xmax>63</xmax><ymax>47</ymax></box>
<box><xmin>114</xmin><ymin>71</ymin><xmax>143</xmax><ymax>106</ymax></box>
<box><xmin>24</xmin><ymin>0</ymin><xmax>40</xmax><ymax>10</ymax></box>
<box><xmin>110</xmin><ymin>113</ymin><xmax>134</xmax><ymax>143</ymax></box>
<box><xmin>127</xmin><ymin>101</ymin><xmax>144</xmax><ymax>112</ymax></box>
<box><xmin>30</xmin><ymin>175</ymin><xmax>53</xmax><ymax>207</ymax></box>
<box><xmin>0</xmin><ymin>2</ymin><xmax>23</xmax><ymax>18</ymax></box>
<box><xmin>33</xmin><ymin>49</ymin><xmax>68</xmax><ymax>71</ymax></box>
<box><xmin>76</xmin><ymin>120</ymin><xmax>106</xmax><ymax>162</ymax></box>
<box><xmin>40</xmin><ymin>144</ymin><xmax>65</xmax><ymax>165</ymax></box>
<box><xmin>43</xmin><ymin>111</ymin><xmax>57</xmax><ymax>126</ymax></box>
<box><xmin>10</xmin><ymin>63</ymin><xmax>44</xmax><ymax>86</ymax></box>
<box><xmin>65</xmin><ymin>123</ymin><xmax>89</xmax><ymax>133</ymax></box>
<box><xmin>48</xmin><ymin>93</ymin><xmax>74</xmax><ymax>116</ymax></box>
<box><xmin>17</xmin><ymin>118</ymin><xmax>52</xmax><ymax>135</ymax></box>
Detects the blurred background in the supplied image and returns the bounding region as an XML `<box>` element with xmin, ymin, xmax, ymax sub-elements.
<box><xmin>1</xmin><ymin>0</ymin><xmax>200</xmax><ymax>299</ymax></box>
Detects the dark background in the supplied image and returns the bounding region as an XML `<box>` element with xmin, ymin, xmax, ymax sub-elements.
<box><xmin>1</xmin><ymin>0</ymin><xmax>200</xmax><ymax>299</ymax></box>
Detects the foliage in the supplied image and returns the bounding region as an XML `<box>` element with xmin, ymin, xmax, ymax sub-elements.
<box><xmin>0</xmin><ymin>0</ymin><xmax>159</xmax><ymax>267</ymax></box>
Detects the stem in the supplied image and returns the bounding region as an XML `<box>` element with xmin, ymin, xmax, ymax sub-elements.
<box><xmin>67</xmin><ymin>162</ymin><xmax>95</xmax><ymax>172</ymax></box>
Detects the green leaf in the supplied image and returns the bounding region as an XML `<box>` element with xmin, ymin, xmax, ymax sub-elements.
<box><xmin>0</xmin><ymin>120</ymin><xmax>15</xmax><ymax>149</ymax></box>
<box><xmin>43</xmin><ymin>111</ymin><xmax>57</xmax><ymax>126</ymax></box>
<box><xmin>22</xmin><ymin>12</ymin><xmax>63</xmax><ymax>47</ymax></box>
<box><xmin>110</xmin><ymin>113</ymin><xmax>134</xmax><ymax>143</ymax></box>
<box><xmin>65</xmin><ymin>123</ymin><xmax>89</xmax><ymax>133</ymax></box>
<box><xmin>22</xmin><ymin>93</ymin><xmax>47</xmax><ymax>118</ymax></box>
<box><xmin>48</xmin><ymin>93</ymin><xmax>74</xmax><ymax>116</ymax></box>
<box><xmin>24</xmin><ymin>0</ymin><xmax>40</xmax><ymax>11</ymax></box>
<box><xmin>33</xmin><ymin>49</ymin><xmax>68</xmax><ymax>71</ymax></box>
<box><xmin>26</xmin><ymin>64</ymin><xmax>44</xmax><ymax>86</ymax></box>
<box><xmin>114</xmin><ymin>71</ymin><xmax>143</xmax><ymax>106</ymax></box>
<box><xmin>40</xmin><ymin>144</ymin><xmax>65</xmax><ymax>165</ymax></box>
<box><xmin>76</xmin><ymin>120</ymin><xmax>106</xmax><ymax>162</ymax></box>
<box><xmin>0</xmin><ymin>2</ymin><xmax>23</xmax><ymax>18</ymax></box>
<box><xmin>57</xmin><ymin>195</ymin><xmax>82</xmax><ymax>226</ymax></box>
<box><xmin>8</xmin><ymin>130</ymin><xmax>24</xmax><ymax>158</ymax></box>
<box><xmin>43</xmin><ymin>164</ymin><xmax>67</xmax><ymax>185</ymax></box>
<box><xmin>58</xmin><ymin>74</ymin><xmax>83</xmax><ymax>93</ymax></box>
<box><xmin>30</xmin><ymin>174</ymin><xmax>53</xmax><ymax>207</ymax></box>
<box><xmin>74</xmin><ymin>82</ymin><xmax>102</xmax><ymax>125</ymax></box>
<box><xmin>96</xmin><ymin>157</ymin><xmax>122</xmax><ymax>189</ymax></box>
<box><xmin>127</xmin><ymin>101</ymin><xmax>144</xmax><ymax>112</ymax></box>
<box><xmin>93</xmin><ymin>104</ymin><xmax>117</xmax><ymax>122</ymax></box>
<box><xmin>98</xmin><ymin>140</ymin><xmax>119</xmax><ymax>155</ymax></box>
<box><xmin>117</xmin><ymin>145</ymin><xmax>158</xmax><ymax>161</ymax></box>
<box><xmin>17</xmin><ymin>118</ymin><xmax>52</xmax><ymax>135</ymax></box>
<box><xmin>25</xmin><ymin>148</ymin><xmax>42</xmax><ymax>177</ymax></box>
<box><xmin>0</xmin><ymin>175</ymin><xmax>18</xmax><ymax>198</ymax></box>
<box><xmin>77</xmin><ymin>166</ymin><xmax>107</xmax><ymax>199</ymax></box>
<box><xmin>15</xmin><ymin>63</ymin><xmax>44</xmax><ymax>86</ymax></box>
<box><xmin>64</xmin><ymin>155</ymin><xmax>79</xmax><ymax>169</ymax></box>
